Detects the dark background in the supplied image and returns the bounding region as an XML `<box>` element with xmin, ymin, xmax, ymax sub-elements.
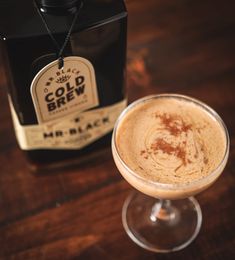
<box><xmin>0</xmin><ymin>0</ymin><xmax>235</xmax><ymax>259</ymax></box>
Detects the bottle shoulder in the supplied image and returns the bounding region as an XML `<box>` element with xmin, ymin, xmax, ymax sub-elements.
<box><xmin>0</xmin><ymin>0</ymin><xmax>127</xmax><ymax>40</ymax></box>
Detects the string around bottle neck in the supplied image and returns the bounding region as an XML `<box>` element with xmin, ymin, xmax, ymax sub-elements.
<box><xmin>34</xmin><ymin>0</ymin><xmax>83</xmax><ymax>69</ymax></box>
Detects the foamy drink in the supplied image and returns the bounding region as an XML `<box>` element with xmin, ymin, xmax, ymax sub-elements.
<box><xmin>112</xmin><ymin>95</ymin><xmax>228</xmax><ymax>199</ymax></box>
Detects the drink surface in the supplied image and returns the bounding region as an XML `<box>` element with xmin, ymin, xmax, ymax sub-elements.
<box><xmin>115</xmin><ymin>97</ymin><xmax>226</xmax><ymax>185</ymax></box>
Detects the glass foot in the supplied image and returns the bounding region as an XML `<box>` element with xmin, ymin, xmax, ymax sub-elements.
<box><xmin>122</xmin><ymin>192</ymin><xmax>202</xmax><ymax>253</ymax></box>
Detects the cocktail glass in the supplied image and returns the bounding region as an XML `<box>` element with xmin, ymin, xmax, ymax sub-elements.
<box><xmin>112</xmin><ymin>94</ymin><xmax>229</xmax><ymax>252</ymax></box>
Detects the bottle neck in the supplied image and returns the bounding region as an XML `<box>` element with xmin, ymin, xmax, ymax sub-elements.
<box><xmin>37</xmin><ymin>0</ymin><xmax>82</xmax><ymax>15</ymax></box>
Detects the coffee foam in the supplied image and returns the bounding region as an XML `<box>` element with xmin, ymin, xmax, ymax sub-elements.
<box><xmin>116</xmin><ymin>97</ymin><xmax>226</xmax><ymax>185</ymax></box>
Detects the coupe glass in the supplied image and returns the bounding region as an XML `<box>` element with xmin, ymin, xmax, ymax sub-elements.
<box><xmin>112</xmin><ymin>94</ymin><xmax>229</xmax><ymax>252</ymax></box>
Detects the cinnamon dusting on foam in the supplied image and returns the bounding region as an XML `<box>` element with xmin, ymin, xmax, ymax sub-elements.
<box><xmin>152</xmin><ymin>113</ymin><xmax>192</xmax><ymax>167</ymax></box>
<box><xmin>156</xmin><ymin>113</ymin><xmax>192</xmax><ymax>136</ymax></box>
<box><xmin>139</xmin><ymin>112</ymin><xmax>209</xmax><ymax>172</ymax></box>
<box><xmin>116</xmin><ymin>98</ymin><xmax>226</xmax><ymax>184</ymax></box>
<box><xmin>150</xmin><ymin>138</ymin><xmax>188</xmax><ymax>166</ymax></box>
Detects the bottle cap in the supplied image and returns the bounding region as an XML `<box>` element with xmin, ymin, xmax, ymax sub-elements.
<box><xmin>38</xmin><ymin>0</ymin><xmax>81</xmax><ymax>14</ymax></box>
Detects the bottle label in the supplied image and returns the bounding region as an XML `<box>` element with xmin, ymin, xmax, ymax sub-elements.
<box><xmin>31</xmin><ymin>56</ymin><xmax>99</xmax><ymax>123</ymax></box>
<box><xmin>9</xmin><ymin>98</ymin><xmax>127</xmax><ymax>150</ymax></box>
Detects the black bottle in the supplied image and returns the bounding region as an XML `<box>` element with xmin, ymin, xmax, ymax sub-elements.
<box><xmin>0</xmin><ymin>0</ymin><xmax>127</xmax><ymax>169</ymax></box>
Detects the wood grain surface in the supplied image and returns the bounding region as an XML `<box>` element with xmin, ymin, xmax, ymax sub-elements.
<box><xmin>0</xmin><ymin>0</ymin><xmax>235</xmax><ymax>259</ymax></box>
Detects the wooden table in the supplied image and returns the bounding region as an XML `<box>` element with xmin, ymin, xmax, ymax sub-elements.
<box><xmin>1</xmin><ymin>0</ymin><xmax>235</xmax><ymax>259</ymax></box>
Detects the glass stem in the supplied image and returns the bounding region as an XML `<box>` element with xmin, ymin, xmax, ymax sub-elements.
<box><xmin>150</xmin><ymin>199</ymin><xmax>176</xmax><ymax>222</ymax></box>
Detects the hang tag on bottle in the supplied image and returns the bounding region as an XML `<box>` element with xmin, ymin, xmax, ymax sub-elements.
<box><xmin>31</xmin><ymin>56</ymin><xmax>99</xmax><ymax>124</ymax></box>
